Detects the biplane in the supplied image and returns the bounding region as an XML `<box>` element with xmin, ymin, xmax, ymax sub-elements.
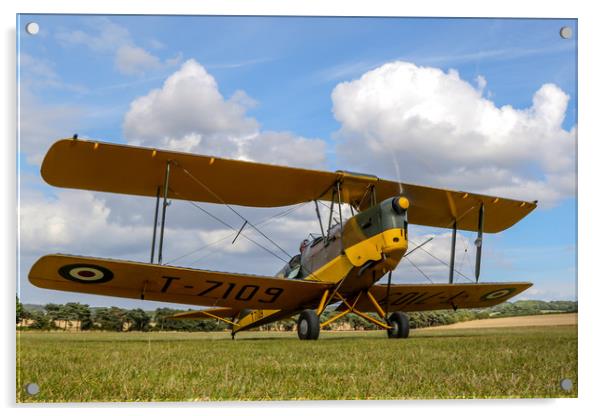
<box><xmin>29</xmin><ymin>138</ymin><xmax>536</xmax><ymax>340</ymax></box>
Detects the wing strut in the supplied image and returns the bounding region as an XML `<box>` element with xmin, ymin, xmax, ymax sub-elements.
<box><xmin>314</xmin><ymin>200</ymin><xmax>325</xmax><ymax>238</ymax></box>
<box><xmin>157</xmin><ymin>161</ymin><xmax>171</xmax><ymax>264</ymax></box>
<box><xmin>474</xmin><ymin>203</ymin><xmax>485</xmax><ymax>282</ymax></box>
<box><xmin>336</xmin><ymin>180</ymin><xmax>344</xmax><ymax>226</ymax></box>
<box><xmin>448</xmin><ymin>220</ymin><xmax>457</xmax><ymax>284</ymax></box>
<box><xmin>150</xmin><ymin>186</ymin><xmax>160</xmax><ymax>263</ymax></box>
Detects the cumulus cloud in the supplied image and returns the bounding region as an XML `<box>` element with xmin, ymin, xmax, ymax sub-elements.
<box><xmin>331</xmin><ymin>61</ymin><xmax>576</xmax><ymax>206</ymax></box>
<box><xmin>20</xmin><ymin>190</ymin><xmax>150</xmax><ymax>258</ymax></box>
<box><xmin>123</xmin><ymin>59</ymin><xmax>327</xmax><ymax>169</ymax></box>
<box><xmin>124</xmin><ymin>60</ymin><xmax>257</xmax><ymax>144</ymax></box>
<box><xmin>56</xmin><ymin>17</ymin><xmax>180</xmax><ymax>76</ymax></box>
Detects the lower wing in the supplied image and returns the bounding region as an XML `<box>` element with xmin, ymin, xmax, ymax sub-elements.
<box><xmin>352</xmin><ymin>282</ymin><xmax>532</xmax><ymax>312</ymax></box>
<box><xmin>29</xmin><ymin>254</ymin><xmax>332</xmax><ymax>311</ymax></box>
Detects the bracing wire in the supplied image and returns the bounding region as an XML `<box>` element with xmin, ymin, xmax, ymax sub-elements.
<box><xmin>169</xmin><ymin>188</ymin><xmax>290</xmax><ymax>264</ymax></box>
<box><xmin>175</xmin><ymin>163</ymin><xmax>292</xmax><ymax>259</ymax></box>
<box><xmin>457</xmin><ymin>232</ymin><xmax>469</xmax><ymax>276</ymax></box>
<box><xmin>412</xmin><ymin>239</ymin><xmax>474</xmax><ymax>283</ymax></box>
<box><xmin>405</xmin><ymin>257</ymin><xmax>435</xmax><ymax>284</ymax></box>
<box><xmin>165</xmin><ymin>202</ymin><xmax>307</xmax><ymax>266</ymax></box>
<box><xmin>185</xmin><ymin>199</ymin><xmax>289</xmax><ymax>263</ymax></box>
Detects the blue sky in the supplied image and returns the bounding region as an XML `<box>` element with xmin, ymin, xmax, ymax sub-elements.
<box><xmin>17</xmin><ymin>15</ymin><xmax>577</xmax><ymax>307</ymax></box>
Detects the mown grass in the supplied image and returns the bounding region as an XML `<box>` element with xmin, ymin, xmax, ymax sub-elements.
<box><xmin>16</xmin><ymin>325</ymin><xmax>577</xmax><ymax>402</ymax></box>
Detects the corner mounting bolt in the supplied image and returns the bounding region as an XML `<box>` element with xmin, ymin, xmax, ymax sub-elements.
<box><xmin>25</xmin><ymin>22</ymin><xmax>39</xmax><ymax>35</ymax></box>
<box><xmin>559</xmin><ymin>26</ymin><xmax>573</xmax><ymax>39</ymax></box>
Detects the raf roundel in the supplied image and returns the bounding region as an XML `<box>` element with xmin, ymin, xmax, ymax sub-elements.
<box><xmin>480</xmin><ymin>288</ymin><xmax>516</xmax><ymax>301</ymax></box>
<box><xmin>58</xmin><ymin>264</ymin><xmax>114</xmax><ymax>284</ymax></box>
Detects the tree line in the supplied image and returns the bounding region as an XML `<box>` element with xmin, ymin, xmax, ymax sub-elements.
<box><xmin>16</xmin><ymin>295</ymin><xmax>577</xmax><ymax>332</ymax></box>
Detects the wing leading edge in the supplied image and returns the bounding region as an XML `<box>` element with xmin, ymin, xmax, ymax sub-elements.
<box><xmin>29</xmin><ymin>254</ymin><xmax>332</xmax><ymax>311</ymax></box>
<box><xmin>42</xmin><ymin>138</ymin><xmax>536</xmax><ymax>233</ymax></box>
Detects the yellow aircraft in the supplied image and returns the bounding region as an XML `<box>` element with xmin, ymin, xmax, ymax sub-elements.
<box><xmin>29</xmin><ymin>138</ymin><xmax>536</xmax><ymax>340</ymax></box>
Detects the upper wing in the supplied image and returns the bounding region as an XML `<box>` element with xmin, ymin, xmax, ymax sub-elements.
<box><xmin>372</xmin><ymin>181</ymin><xmax>536</xmax><ymax>233</ymax></box>
<box><xmin>350</xmin><ymin>282</ymin><xmax>532</xmax><ymax>313</ymax></box>
<box><xmin>42</xmin><ymin>138</ymin><xmax>536</xmax><ymax>232</ymax></box>
<box><xmin>29</xmin><ymin>254</ymin><xmax>332</xmax><ymax>310</ymax></box>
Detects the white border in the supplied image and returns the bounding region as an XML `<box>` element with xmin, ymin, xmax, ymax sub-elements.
<box><xmin>4</xmin><ymin>1</ymin><xmax>599</xmax><ymax>415</ymax></box>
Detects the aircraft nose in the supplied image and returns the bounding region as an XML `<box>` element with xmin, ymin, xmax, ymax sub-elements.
<box><xmin>381</xmin><ymin>228</ymin><xmax>408</xmax><ymax>254</ymax></box>
<box><xmin>381</xmin><ymin>228</ymin><xmax>407</xmax><ymax>268</ymax></box>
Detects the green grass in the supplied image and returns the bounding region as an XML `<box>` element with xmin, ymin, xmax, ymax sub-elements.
<box><xmin>16</xmin><ymin>326</ymin><xmax>577</xmax><ymax>402</ymax></box>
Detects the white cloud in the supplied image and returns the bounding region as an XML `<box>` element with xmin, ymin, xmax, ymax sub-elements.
<box><xmin>20</xmin><ymin>53</ymin><xmax>60</xmax><ymax>85</ymax></box>
<box><xmin>55</xmin><ymin>17</ymin><xmax>130</xmax><ymax>53</ymax></box>
<box><xmin>115</xmin><ymin>45</ymin><xmax>162</xmax><ymax>75</ymax></box>
<box><xmin>241</xmin><ymin>131</ymin><xmax>327</xmax><ymax>169</ymax></box>
<box><xmin>123</xmin><ymin>59</ymin><xmax>327</xmax><ymax>169</ymax></box>
<box><xmin>20</xmin><ymin>190</ymin><xmax>150</xmax><ymax>258</ymax></box>
<box><xmin>20</xmin><ymin>53</ymin><xmax>88</xmax><ymax>93</ymax></box>
<box><xmin>55</xmin><ymin>17</ymin><xmax>179</xmax><ymax>76</ymax></box>
<box><xmin>331</xmin><ymin>61</ymin><xmax>576</xmax><ymax>206</ymax></box>
<box><xmin>148</xmin><ymin>38</ymin><xmax>165</xmax><ymax>50</ymax></box>
<box><xmin>124</xmin><ymin>59</ymin><xmax>257</xmax><ymax>145</ymax></box>
<box><xmin>19</xmin><ymin>89</ymin><xmax>84</xmax><ymax>165</ymax></box>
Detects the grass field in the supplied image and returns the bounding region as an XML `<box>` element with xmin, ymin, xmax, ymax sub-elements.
<box><xmin>16</xmin><ymin>320</ymin><xmax>577</xmax><ymax>402</ymax></box>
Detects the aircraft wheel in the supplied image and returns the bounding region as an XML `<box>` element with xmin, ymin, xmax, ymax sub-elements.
<box><xmin>387</xmin><ymin>312</ymin><xmax>410</xmax><ymax>339</ymax></box>
<box><xmin>297</xmin><ymin>310</ymin><xmax>320</xmax><ymax>340</ymax></box>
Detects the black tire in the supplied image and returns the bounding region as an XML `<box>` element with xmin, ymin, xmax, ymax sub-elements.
<box><xmin>387</xmin><ymin>312</ymin><xmax>410</xmax><ymax>339</ymax></box>
<box><xmin>297</xmin><ymin>310</ymin><xmax>320</xmax><ymax>340</ymax></box>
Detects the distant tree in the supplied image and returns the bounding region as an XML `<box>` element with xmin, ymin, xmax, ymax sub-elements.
<box><xmin>76</xmin><ymin>304</ymin><xmax>93</xmax><ymax>330</ymax></box>
<box><xmin>44</xmin><ymin>303</ymin><xmax>63</xmax><ymax>329</ymax></box>
<box><xmin>125</xmin><ymin>308</ymin><xmax>150</xmax><ymax>331</ymax></box>
<box><xmin>94</xmin><ymin>307</ymin><xmax>127</xmax><ymax>331</ymax></box>
<box><xmin>58</xmin><ymin>303</ymin><xmax>92</xmax><ymax>331</ymax></box>
<box><xmin>29</xmin><ymin>311</ymin><xmax>54</xmax><ymax>330</ymax></box>
<box><xmin>17</xmin><ymin>295</ymin><xmax>25</xmax><ymax>324</ymax></box>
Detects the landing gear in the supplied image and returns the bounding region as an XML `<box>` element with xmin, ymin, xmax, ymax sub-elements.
<box><xmin>297</xmin><ymin>309</ymin><xmax>320</xmax><ymax>340</ymax></box>
<box><xmin>387</xmin><ymin>312</ymin><xmax>410</xmax><ymax>339</ymax></box>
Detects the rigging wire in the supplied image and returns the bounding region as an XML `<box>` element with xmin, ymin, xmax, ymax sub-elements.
<box><xmin>185</xmin><ymin>199</ymin><xmax>289</xmax><ymax>263</ymax></box>
<box><xmin>169</xmin><ymin>188</ymin><xmax>290</xmax><ymax>264</ymax></box>
<box><xmin>176</xmin><ymin>163</ymin><xmax>292</xmax><ymax>259</ymax></box>
<box><xmin>465</xmin><ymin>234</ymin><xmax>476</xmax><ymax>280</ymax></box>
<box><xmin>412</xmin><ymin>238</ymin><xmax>474</xmax><ymax>283</ymax></box>
<box><xmin>405</xmin><ymin>257</ymin><xmax>435</xmax><ymax>284</ymax></box>
<box><xmin>164</xmin><ymin>202</ymin><xmax>307</xmax><ymax>266</ymax></box>
<box><xmin>457</xmin><ymin>232</ymin><xmax>469</xmax><ymax>276</ymax></box>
